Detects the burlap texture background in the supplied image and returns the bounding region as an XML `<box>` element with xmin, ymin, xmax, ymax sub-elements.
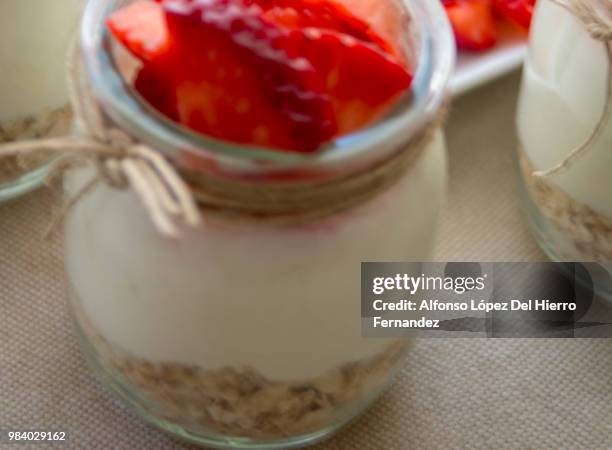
<box><xmin>2</xmin><ymin>72</ymin><xmax>611</xmax><ymax>449</ymax></box>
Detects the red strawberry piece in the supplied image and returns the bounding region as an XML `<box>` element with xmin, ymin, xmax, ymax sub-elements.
<box><xmin>134</xmin><ymin>64</ymin><xmax>179</xmax><ymax>121</ymax></box>
<box><xmin>163</xmin><ymin>0</ymin><xmax>338</xmax><ymax>152</ymax></box>
<box><xmin>108</xmin><ymin>2</ymin><xmax>178</xmax><ymax>121</ymax></box>
<box><xmin>294</xmin><ymin>29</ymin><xmax>412</xmax><ymax>134</ymax></box>
<box><xmin>107</xmin><ymin>0</ymin><xmax>412</xmax><ymax>152</ymax></box>
<box><xmin>250</xmin><ymin>0</ymin><xmax>396</xmax><ymax>55</ymax></box>
<box><xmin>337</xmin><ymin>0</ymin><xmax>408</xmax><ymax>63</ymax></box>
<box><xmin>106</xmin><ymin>0</ymin><xmax>170</xmax><ymax>62</ymax></box>
<box><xmin>491</xmin><ymin>0</ymin><xmax>534</xmax><ymax>29</ymax></box>
<box><xmin>443</xmin><ymin>0</ymin><xmax>498</xmax><ymax>51</ymax></box>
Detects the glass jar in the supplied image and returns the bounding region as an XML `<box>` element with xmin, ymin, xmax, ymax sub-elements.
<box><xmin>0</xmin><ymin>0</ymin><xmax>82</xmax><ymax>202</ymax></box>
<box><xmin>65</xmin><ymin>0</ymin><xmax>454</xmax><ymax>448</ymax></box>
<box><xmin>516</xmin><ymin>0</ymin><xmax>612</xmax><ymax>262</ymax></box>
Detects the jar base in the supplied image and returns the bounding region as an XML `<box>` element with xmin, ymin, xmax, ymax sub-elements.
<box><xmin>137</xmin><ymin>415</ymin><xmax>342</xmax><ymax>450</ymax></box>
<box><xmin>73</xmin><ymin>316</ymin><xmax>378</xmax><ymax>449</ymax></box>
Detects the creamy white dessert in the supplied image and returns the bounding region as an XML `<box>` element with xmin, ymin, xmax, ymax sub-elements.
<box><xmin>517</xmin><ymin>0</ymin><xmax>612</xmax><ymax>258</ymax></box>
<box><xmin>0</xmin><ymin>0</ymin><xmax>82</xmax><ymax>122</ymax></box>
<box><xmin>65</xmin><ymin>131</ymin><xmax>446</xmax><ymax>382</ymax></box>
<box><xmin>65</xmin><ymin>131</ymin><xmax>446</xmax><ymax>438</ymax></box>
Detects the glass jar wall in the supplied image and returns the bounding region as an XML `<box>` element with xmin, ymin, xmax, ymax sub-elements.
<box><xmin>64</xmin><ymin>0</ymin><xmax>455</xmax><ymax>448</ymax></box>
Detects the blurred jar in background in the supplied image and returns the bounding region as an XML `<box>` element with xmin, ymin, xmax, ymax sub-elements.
<box><xmin>0</xmin><ymin>0</ymin><xmax>82</xmax><ymax>201</ymax></box>
<box><xmin>517</xmin><ymin>0</ymin><xmax>611</xmax><ymax>261</ymax></box>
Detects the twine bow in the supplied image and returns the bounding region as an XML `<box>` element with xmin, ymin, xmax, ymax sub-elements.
<box><xmin>534</xmin><ymin>0</ymin><xmax>612</xmax><ymax>178</ymax></box>
<box><xmin>0</xmin><ymin>44</ymin><xmax>201</xmax><ymax>238</ymax></box>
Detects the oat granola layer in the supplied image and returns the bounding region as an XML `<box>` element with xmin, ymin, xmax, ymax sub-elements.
<box><xmin>75</xmin><ymin>302</ymin><xmax>408</xmax><ymax>439</ymax></box>
<box><xmin>0</xmin><ymin>106</ymin><xmax>72</xmax><ymax>184</ymax></box>
<box><xmin>520</xmin><ymin>151</ymin><xmax>612</xmax><ymax>261</ymax></box>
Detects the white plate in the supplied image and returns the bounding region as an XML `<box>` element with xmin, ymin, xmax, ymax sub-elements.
<box><xmin>450</xmin><ymin>26</ymin><xmax>528</xmax><ymax>95</ymax></box>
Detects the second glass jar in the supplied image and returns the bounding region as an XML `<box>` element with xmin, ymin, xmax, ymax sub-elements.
<box><xmin>516</xmin><ymin>0</ymin><xmax>612</xmax><ymax>262</ymax></box>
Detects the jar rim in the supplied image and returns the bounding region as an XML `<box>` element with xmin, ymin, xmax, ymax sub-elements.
<box><xmin>80</xmin><ymin>0</ymin><xmax>455</xmax><ymax>175</ymax></box>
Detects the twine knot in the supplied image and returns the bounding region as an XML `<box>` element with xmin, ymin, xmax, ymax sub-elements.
<box><xmin>104</xmin><ymin>129</ymin><xmax>132</xmax><ymax>155</ymax></box>
<box><xmin>94</xmin><ymin>129</ymin><xmax>132</xmax><ymax>189</ymax></box>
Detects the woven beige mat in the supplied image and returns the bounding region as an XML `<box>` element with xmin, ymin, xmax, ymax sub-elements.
<box><xmin>2</xmin><ymin>72</ymin><xmax>611</xmax><ymax>449</ymax></box>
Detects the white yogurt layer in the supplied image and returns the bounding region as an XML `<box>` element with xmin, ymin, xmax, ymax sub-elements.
<box><xmin>517</xmin><ymin>0</ymin><xmax>612</xmax><ymax>217</ymax></box>
<box><xmin>0</xmin><ymin>0</ymin><xmax>83</xmax><ymax>122</ymax></box>
<box><xmin>65</xmin><ymin>132</ymin><xmax>446</xmax><ymax>381</ymax></box>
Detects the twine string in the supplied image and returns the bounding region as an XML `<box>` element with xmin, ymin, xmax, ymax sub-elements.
<box><xmin>534</xmin><ymin>0</ymin><xmax>612</xmax><ymax>178</ymax></box>
<box><xmin>0</xmin><ymin>44</ymin><xmax>201</xmax><ymax>238</ymax></box>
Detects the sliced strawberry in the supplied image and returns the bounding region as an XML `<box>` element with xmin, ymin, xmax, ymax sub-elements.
<box><xmin>295</xmin><ymin>30</ymin><xmax>412</xmax><ymax>134</ymax></box>
<box><xmin>443</xmin><ymin>0</ymin><xmax>497</xmax><ymax>51</ymax></box>
<box><xmin>134</xmin><ymin>64</ymin><xmax>179</xmax><ymax>121</ymax></box>
<box><xmin>106</xmin><ymin>0</ymin><xmax>170</xmax><ymax>62</ymax></box>
<box><xmin>336</xmin><ymin>0</ymin><xmax>407</xmax><ymax>63</ymax></box>
<box><xmin>108</xmin><ymin>0</ymin><xmax>412</xmax><ymax>152</ymax></box>
<box><xmin>165</xmin><ymin>0</ymin><xmax>411</xmax><ymax>144</ymax></box>
<box><xmin>108</xmin><ymin>2</ymin><xmax>178</xmax><ymax>121</ymax></box>
<box><xmin>251</xmin><ymin>0</ymin><xmax>396</xmax><ymax>55</ymax></box>
<box><xmin>491</xmin><ymin>0</ymin><xmax>534</xmax><ymax>29</ymax></box>
<box><xmin>163</xmin><ymin>0</ymin><xmax>338</xmax><ymax>152</ymax></box>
